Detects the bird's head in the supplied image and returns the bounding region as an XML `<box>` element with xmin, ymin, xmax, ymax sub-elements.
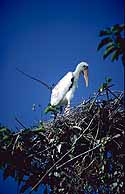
<box><xmin>76</xmin><ymin>62</ymin><xmax>89</xmax><ymax>87</ymax></box>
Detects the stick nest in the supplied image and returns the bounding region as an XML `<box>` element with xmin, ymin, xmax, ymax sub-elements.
<box><xmin>0</xmin><ymin>90</ymin><xmax>124</xmax><ymax>194</ymax></box>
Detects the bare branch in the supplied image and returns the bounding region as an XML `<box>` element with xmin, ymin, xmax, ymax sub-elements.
<box><xmin>16</xmin><ymin>67</ymin><xmax>52</xmax><ymax>91</ymax></box>
<box><xmin>57</xmin><ymin>144</ymin><xmax>101</xmax><ymax>169</ymax></box>
<box><xmin>15</xmin><ymin>117</ymin><xmax>27</xmax><ymax>129</ymax></box>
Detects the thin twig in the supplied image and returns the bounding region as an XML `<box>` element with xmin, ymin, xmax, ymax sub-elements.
<box><xmin>15</xmin><ymin>117</ymin><xmax>27</xmax><ymax>129</ymax></box>
<box><xmin>89</xmin><ymin>92</ymin><xmax>100</xmax><ymax>111</ymax></box>
<box><xmin>94</xmin><ymin>120</ymin><xmax>100</xmax><ymax>142</ymax></box>
<box><xmin>57</xmin><ymin>144</ymin><xmax>101</xmax><ymax>169</ymax></box>
<box><xmin>72</xmin><ymin>126</ymin><xmax>82</xmax><ymax>131</ymax></box>
<box><xmin>107</xmin><ymin>88</ymin><xmax>122</xmax><ymax>100</ymax></box>
<box><xmin>16</xmin><ymin>67</ymin><xmax>52</xmax><ymax>91</ymax></box>
<box><xmin>78</xmin><ymin>158</ymin><xmax>95</xmax><ymax>176</ymax></box>
<box><xmin>113</xmin><ymin>139</ymin><xmax>121</xmax><ymax>149</ymax></box>
<box><xmin>12</xmin><ymin>134</ymin><xmax>20</xmax><ymax>155</ymax></box>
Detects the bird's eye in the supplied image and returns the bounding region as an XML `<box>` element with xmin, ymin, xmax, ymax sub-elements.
<box><xmin>83</xmin><ymin>65</ymin><xmax>88</xmax><ymax>68</ymax></box>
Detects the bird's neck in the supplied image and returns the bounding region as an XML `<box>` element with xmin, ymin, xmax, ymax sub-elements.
<box><xmin>73</xmin><ymin>69</ymin><xmax>81</xmax><ymax>80</ymax></box>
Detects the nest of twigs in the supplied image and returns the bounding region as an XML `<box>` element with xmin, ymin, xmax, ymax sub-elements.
<box><xmin>0</xmin><ymin>89</ymin><xmax>124</xmax><ymax>194</ymax></box>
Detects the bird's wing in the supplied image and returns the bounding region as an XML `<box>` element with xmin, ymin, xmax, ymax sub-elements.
<box><xmin>51</xmin><ymin>72</ymin><xmax>74</xmax><ymax>106</ymax></box>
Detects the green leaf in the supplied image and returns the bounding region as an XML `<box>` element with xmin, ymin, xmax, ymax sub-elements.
<box><xmin>103</xmin><ymin>46</ymin><xmax>116</xmax><ymax>59</ymax></box>
<box><xmin>99</xmin><ymin>83</ymin><xmax>107</xmax><ymax>92</ymax></box>
<box><xmin>3</xmin><ymin>135</ymin><xmax>9</xmax><ymax>141</ymax></box>
<box><xmin>33</xmin><ymin>126</ymin><xmax>46</xmax><ymax>132</ymax></box>
<box><xmin>106</xmin><ymin>77</ymin><xmax>112</xmax><ymax>83</ymax></box>
<box><xmin>111</xmin><ymin>49</ymin><xmax>122</xmax><ymax>61</ymax></box>
<box><xmin>99</xmin><ymin>24</ymin><xmax>125</xmax><ymax>37</ymax></box>
<box><xmin>0</xmin><ymin>128</ymin><xmax>7</xmax><ymax>133</ymax></box>
<box><xmin>99</xmin><ymin>77</ymin><xmax>112</xmax><ymax>92</ymax></box>
<box><xmin>111</xmin><ymin>24</ymin><xmax>121</xmax><ymax>33</ymax></box>
<box><xmin>0</xmin><ymin>128</ymin><xmax>11</xmax><ymax>136</ymax></box>
<box><xmin>120</xmin><ymin>24</ymin><xmax>125</xmax><ymax>31</ymax></box>
<box><xmin>44</xmin><ymin>105</ymin><xmax>59</xmax><ymax>113</ymax></box>
<box><xmin>99</xmin><ymin>28</ymin><xmax>111</xmax><ymax>36</ymax></box>
<box><xmin>105</xmin><ymin>42</ymin><xmax>115</xmax><ymax>50</ymax></box>
<box><xmin>111</xmin><ymin>24</ymin><xmax>125</xmax><ymax>34</ymax></box>
<box><xmin>97</xmin><ymin>37</ymin><xmax>112</xmax><ymax>51</ymax></box>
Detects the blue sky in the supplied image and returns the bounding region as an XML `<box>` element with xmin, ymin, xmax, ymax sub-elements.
<box><xmin>0</xmin><ymin>0</ymin><xmax>124</xmax><ymax>193</ymax></box>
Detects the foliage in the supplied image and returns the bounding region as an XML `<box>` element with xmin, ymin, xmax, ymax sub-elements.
<box><xmin>97</xmin><ymin>24</ymin><xmax>125</xmax><ymax>66</ymax></box>
<box><xmin>44</xmin><ymin>104</ymin><xmax>60</xmax><ymax>114</ymax></box>
<box><xmin>0</xmin><ymin>85</ymin><xmax>124</xmax><ymax>194</ymax></box>
<box><xmin>98</xmin><ymin>77</ymin><xmax>112</xmax><ymax>92</ymax></box>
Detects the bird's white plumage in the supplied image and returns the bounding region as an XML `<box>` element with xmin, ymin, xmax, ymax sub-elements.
<box><xmin>51</xmin><ymin>72</ymin><xmax>73</xmax><ymax>106</ymax></box>
<box><xmin>50</xmin><ymin>62</ymin><xmax>88</xmax><ymax>110</ymax></box>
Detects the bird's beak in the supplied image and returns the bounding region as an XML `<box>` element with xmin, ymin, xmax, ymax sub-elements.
<box><xmin>82</xmin><ymin>67</ymin><xmax>88</xmax><ymax>87</ymax></box>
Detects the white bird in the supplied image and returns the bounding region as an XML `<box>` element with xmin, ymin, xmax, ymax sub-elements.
<box><xmin>45</xmin><ymin>62</ymin><xmax>88</xmax><ymax>113</ymax></box>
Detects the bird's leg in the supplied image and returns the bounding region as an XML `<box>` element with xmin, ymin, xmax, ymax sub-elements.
<box><xmin>53</xmin><ymin>111</ymin><xmax>57</xmax><ymax>120</ymax></box>
<box><xmin>64</xmin><ymin>102</ymin><xmax>70</xmax><ymax>114</ymax></box>
<box><xmin>60</xmin><ymin>106</ymin><xmax>63</xmax><ymax>114</ymax></box>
